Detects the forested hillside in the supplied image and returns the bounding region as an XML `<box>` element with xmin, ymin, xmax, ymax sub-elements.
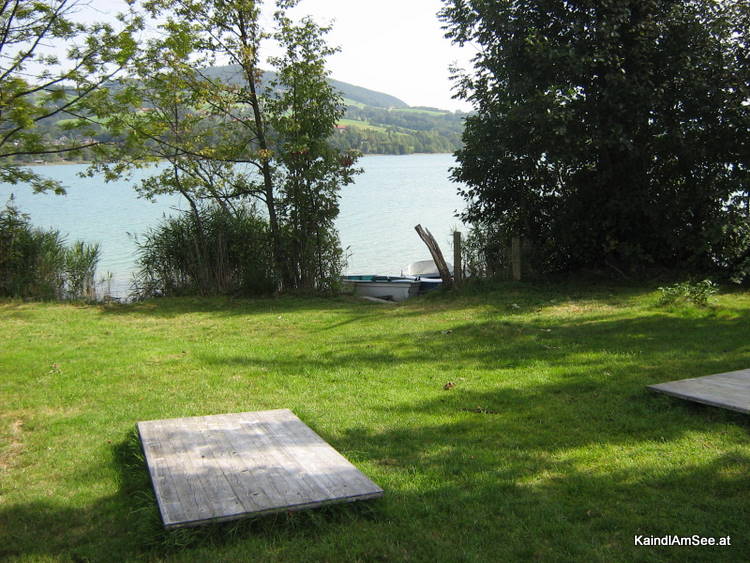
<box><xmin>6</xmin><ymin>66</ymin><xmax>464</xmax><ymax>164</ymax></box>
<box><xmin>156</xmin><ymin>66</ymin><xmax>467</xmax><ymax>154</ymax></box>
<box><xmin>333</xmin><ymin>104</ymin><xmax>464</xmax><ymax>154</ymax></box>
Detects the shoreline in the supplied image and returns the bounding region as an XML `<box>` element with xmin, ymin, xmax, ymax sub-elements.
<box><xmin>23</xmin><ymin>152</ymin><xmax>456</xmax><ymax>168</ymax></box>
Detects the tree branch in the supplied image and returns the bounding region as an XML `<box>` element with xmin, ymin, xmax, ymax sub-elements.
<box><xmin>0</xmin><ymin>140</ymin><xmax>100</xmax><ymax>158</ymax></box>
<box><xmin>0</xmin><ymin>0</ymin><xmax>69</xmax><ymax>82</ymax></box>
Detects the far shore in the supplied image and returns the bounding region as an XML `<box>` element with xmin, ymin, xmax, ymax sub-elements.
<box><xmin>24</xmin><ymin>152</ymin><xmax>455</xmax><ymax>168</ymax></box>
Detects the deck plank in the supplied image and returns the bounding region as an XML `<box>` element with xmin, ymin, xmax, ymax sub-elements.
<box><xmin>648</xmin><ymin>368</ymin><xmax>750</xmax><ymax>414</ymax></box>
<box><xmin>137</xmin><ymin>409</ymin><xmax>383</xmax><ymax>528</ymax></box>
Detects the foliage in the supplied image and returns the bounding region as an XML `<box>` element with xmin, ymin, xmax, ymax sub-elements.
<box><xmin>97</xmin><ymin>0</ymin><xmax>359</xmax><ymax>293</ymax></box>
<box><xmin>134</xmin><ymin>205</ymin><xmax>274</xmax><ymax>298</ymax></box>
<box><xmin>330</xmin><ymin>124</ymin><xmax>461</xmax><ymax>155</ymax></box>
<box><xmin>460</xmin><ymin>224</ymin><xmax>509</xmax><ymax>279</ymax></box>
<box><xmin>64</xmin><ymin>240</ymin><xmax>101</xmax><ymax>300</ymax></box>
<box><xmin>0</xmin><ymin>0</ymin><xmax>141</xmax><ymax>194</ymax></box>
<box><xmin>268</xmin><ymin>10</ymin><xmax>357</xmax><ymax>293</ymax></box>
<box><xmin>11</xmin><ymin>58</ymin><xmax>464</xmax><ymax>160</ymax></box>
<box><xmin>441</xmin><ymin>0</ymin><xmax>750</xmax><ymax>276</ymax></box>
<box><xmin>0</xmin><ymin>199</ymin><xmax>100</xmax><ymax>299</ymax></box>
<box><xmin>201</xmin><ymin>65</ymin><xmax>409</xmax><ymax>109</ymax></box>
<box><xmin>657</xmin><ymin>279</ymin><xmax>718</xmax><ymax>307</ymax></box>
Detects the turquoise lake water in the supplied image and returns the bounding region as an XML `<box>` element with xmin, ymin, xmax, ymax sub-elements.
<box><xmin>1</xmin><ymin>153</ymin><xmax>466</xmax><ymax>297</ymax></box>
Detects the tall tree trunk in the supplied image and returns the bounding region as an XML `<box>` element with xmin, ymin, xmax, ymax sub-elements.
<box><xmin>237</xmin><ymin>12</ymin><xmax>288</xmax><ymax>291</ymax></box>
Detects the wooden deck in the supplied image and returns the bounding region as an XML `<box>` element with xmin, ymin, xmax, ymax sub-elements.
<box><xmin>648</xmin><ymin>368</ymin><xmax>750</xmax><ymax>414</ymax></box>
<box><xmin>137</xmin><ymin>409</ymin><xmax>383</xmax><ymax>529</ymax></box>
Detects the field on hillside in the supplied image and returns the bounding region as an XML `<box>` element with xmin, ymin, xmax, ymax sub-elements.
<box><xmin>338</xmin><ymin>118</ymin><xmax>389</xmax><ymax>133</ymax></box>
<box><xmin>2</xmin><ymin>283</ymin><xmax>750</xmax><ymax>561</ymax></box>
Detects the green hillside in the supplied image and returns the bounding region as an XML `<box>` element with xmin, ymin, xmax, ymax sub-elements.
<box><xmin>12</xmin><ymin>66</ymin><xmax>465</xmax><ymax>164</ymax></box>
<box><xmin>194</xmin><ymin>65</ymin><xmax>466</xmax><ymax>154</ymax></box>
<box><xmin>333</xmin><ymin>104</ymin><xmax>464</xmax><ymax>154</ymax></box>
<box><xmin>202</xmin><ymin>65</ymin><xmax>409</xmax><ymax>109</ymax></box>
<box><xmin>329</xmin><ymin>77</ymin><xmax>408</xmax><ymax>109</ymax></box>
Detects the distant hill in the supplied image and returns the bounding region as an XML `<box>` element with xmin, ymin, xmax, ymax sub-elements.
<box><xmin>328</xmin><ymin>77</ymin><xmax>408</xmax><ymax>109</ymax></box>
<box><xmin>202</xmin><ymin>65</ymin><xmax>409</xmax><ymax>109</ymax></box>
<box><xmin>16</xmin><ymin>65</ymin><xmax>464</xmax><ymax>165</ymax></box>
<box><xmin>201</xmin><ymin>64</ymin><xmax>465</xmax><ymax>155</ymax></box>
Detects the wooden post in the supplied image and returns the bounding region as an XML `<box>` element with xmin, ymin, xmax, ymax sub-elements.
<box><xmin>511</xmin><ymin>236</ymin><xmax>522</xmax><ymax>281</ymax></box>
<box><xmin>414</xmin><ymin>224</ymin><xmax>453</xmax><ymax>289</ymax></box>
<box><xmin>453</xmin><ymin>231</ymin><xmax>462</xmax><ymax>287</ymax></box>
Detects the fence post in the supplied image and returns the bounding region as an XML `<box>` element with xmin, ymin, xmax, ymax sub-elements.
<box><xmin>511</xmin><ymin>236</ymin><xmax>522</xmax><ymax>281</ymax></box>
<box><xmin>453</xmin><ymin>231</ymin><xmax>462</xmax><ymax>286</ymax></box>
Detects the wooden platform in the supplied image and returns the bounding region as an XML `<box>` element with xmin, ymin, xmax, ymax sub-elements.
<box><xmin>137</xmin><ymin>409</ymin><xmax>383</xmax><ymax>529</ymax></box>
<box><xmin>648</xmin><ymin>368</ymin><xmax>750</xmax><ymax>414</ymax></box>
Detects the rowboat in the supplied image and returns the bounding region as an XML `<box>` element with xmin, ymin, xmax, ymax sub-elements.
<box><xmin>342</xmin><ymin>275</ymin><xmax>420</xmax><ymax>302</ymax></box>
<box><xmin>343</xmin><ymin>259</ymin><xmax>453</xmax><ymax>301</ymax></box>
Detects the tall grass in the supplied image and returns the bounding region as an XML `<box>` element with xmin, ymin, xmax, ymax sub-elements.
<box><xmin>0</xmin><ymin>199</ymin><xmax>100</xmax><ymax>300</ymax></box>
<box><xmin>64</xmin><ymin>241</ymin><xmax>101</xmax><ymax>300</ymax></box>
<box><xmin>134</xmin><ymin>204</ymin><xmax>275</xmax><ymax>298</ymax></box>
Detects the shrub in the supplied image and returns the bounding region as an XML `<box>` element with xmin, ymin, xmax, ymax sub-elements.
<box><xmin>134</xmin><ymin>204</ymin><xmax>275</xmax><ymax>298</ymax></box>
<box><xmin>0</xmin><ymin>199</ymin><xmax>100</xmax><ymax>300</ymax></box>
<box><xmin>657</xmin><ymin>280</ymin><xmax>719</xmax><ymax>307</ymax></box>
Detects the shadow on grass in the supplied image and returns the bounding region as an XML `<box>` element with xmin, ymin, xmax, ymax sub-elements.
<box><xmin>2</xmin><ymin>287</ymin><xmax>749</xmax><ymax>560</ymax></box>
<box><xmin>320</xmin><ymin>382</ymin><xmax>750</xmax><ymax>560</ymax></box>
<box><xmin>196</xmin><ymin>305</ymin><xmax>750</xmax><ymax>383</ymax></box>
<box><xmin>0</xmin><ymin>429</ymin><xmax>385</xmax><ymax>560</ymax></box>
<box><xmin>2</xmin><ymin>405</ymin><xmax>749</xmax><ymax>561</ymax></box>
<box><xmin>0</xmin><ymin>302</ymin><xmax>38</xmax><ymax>321</ymax></box>
<box><xmin>90</xmin><ymin>281</ymin><xmax>659</xmax><ymax>321</ymax></box>
<box><xmin>95</xmin><ymin>294</ymin><xmax>429</xmax><ymax>320</ymax></box>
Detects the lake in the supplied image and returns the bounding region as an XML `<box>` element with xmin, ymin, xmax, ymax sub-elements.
<box><xmin>1</xmin><ymin>153</ymin><xmax>466</xmax><ymax>297</ymax></box>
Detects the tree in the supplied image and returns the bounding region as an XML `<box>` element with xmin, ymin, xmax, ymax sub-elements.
<box><xmin>0</xmin><ymin>0</ymin><xmax>140</xmax><ymax>194</ymax></box>
<box><xmin>441</xmin><ymin>0</ymin><xmax>750</xmax><ymax>276</ymax></box>
<box><xmin>100</xmin><ymin>0</ymin><xmax>359</xmax><ymax>291</ymax></box>
<box><xmin>268</xmin><ymin>10</ymin><xmax>359</xmax><ymax>290</ymax></box>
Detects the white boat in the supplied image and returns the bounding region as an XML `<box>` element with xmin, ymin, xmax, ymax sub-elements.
<box><xmin>403</xmin><ymin>259</ymin><xmax>453</xmax><ymax>279</ymax></box>
<box><xmin>343</xmin><ymin>259</ymin><xmax>454</xmax><ymax>302</ymax></box>
<box><xmin>343</xmin><ymin>276</ymin><xmax>420</xmax><ymax>302</ymax></box>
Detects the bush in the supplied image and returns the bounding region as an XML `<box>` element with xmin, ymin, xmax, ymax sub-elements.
<box><xmin>460</xmin><ymin>225</ymin><xmax>508</xmax><ymax>280</ymax></box>
<box><xmin>134</xmin><ymin>204</ymin><xmax>275</xmax><ymax>298</ymax></box>
<box><xmin>657</xmin><ymin>280</ymin><xmax>719</xmax><ymax>307</ymax></box>
<box><xmin>0</xmin><ymin>199</ymin><xmax>100</xmax><ymax>300</ymax></box>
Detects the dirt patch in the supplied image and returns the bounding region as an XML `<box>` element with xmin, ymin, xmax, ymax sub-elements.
<box><xmin>0</xmin><ymin>418</ymin><xmax>25</xmax><ymax>472</ymax></box>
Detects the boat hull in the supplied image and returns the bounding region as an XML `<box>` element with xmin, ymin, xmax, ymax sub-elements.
<box><xmin>351</xmin><ymin>280</ymin><xmax>419</xmax><ymax>302</ymax></box>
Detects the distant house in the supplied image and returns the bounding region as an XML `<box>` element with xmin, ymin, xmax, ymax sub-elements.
<box><xmin>335</xmin><ymin>125</ymin><xmax>348</xmax><ymax>131</ymax></box>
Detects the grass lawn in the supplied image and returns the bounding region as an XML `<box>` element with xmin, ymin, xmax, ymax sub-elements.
<box><xmin>337</xmin><ymin>118</ymin><xmax>390</xmax><ymax>133</ymax></box>
<box><xmin>2</xmin><ymin>283</ymin><xmax>750</xmax><ymax>561</ymax></box>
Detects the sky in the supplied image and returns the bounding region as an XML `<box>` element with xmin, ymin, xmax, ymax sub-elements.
<box><xmin>258</xmin><ymin>0</ymin><xmax>475</xmax><ymax>112</ymax></box>
<box><xmin>77</xmin><ymin>0</ymin><xmax>475</xmax><ymax>112</ymax></box>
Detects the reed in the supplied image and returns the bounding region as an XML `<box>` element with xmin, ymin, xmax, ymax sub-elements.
<box><xmin>0</xmin><ymin>199</ymin><xmax>100</xmax><ymax>300</ymax></box>
<box><xmin>134</xmin><ymin>204</ymin><xmax>275</xmax><ymax>298</ymax></box>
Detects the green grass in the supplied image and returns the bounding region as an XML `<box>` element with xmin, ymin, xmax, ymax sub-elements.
<box><xmin>392</xmin><ymin>107</ymin><xmax>451</xmax><ymax>116</ymax></box>
<box><xmin>2</xmin><ymin>283</ymin><xmax>750</xmax><ymax>561</ymax></box>
<box><xmin>342</xmin><ymin>98</ymin><xmax>368</xmax><ymax>109</ymax></box>
<box><xmin>337</xmin><ymin>118</ymin><xmax>389</xmax><ymax>133</ymax></box>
